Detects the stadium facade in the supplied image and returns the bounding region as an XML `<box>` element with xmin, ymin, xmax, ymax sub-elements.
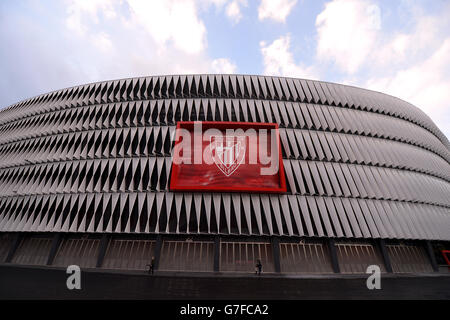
<box><xmin>0</xmin><ymin>74</ymin><xmax>449</xmax><ymax>274</ymax></box>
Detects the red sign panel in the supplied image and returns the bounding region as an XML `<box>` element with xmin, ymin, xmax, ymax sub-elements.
<box><xmin>170</xmin><ymin>121</ymin><xmax>286</xmax><ymax>193</ymax></box>
<box><xmin>442</xmin><ymin>250</ymin><xmax>450</xmax><ymax>269</ymax></box>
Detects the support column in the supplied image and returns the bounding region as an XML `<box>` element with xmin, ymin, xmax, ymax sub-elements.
<box><xmin>214</xmin><ymin>236</ymin><xmax>220</xmax><ymax>272</ymax></box>
<box><xmin>271</xmin><ymin>237</ymin><xmax>281</xmax><ymax>273</ymax></box>
<box><xmin>46</xmin><ymin>233</ymin><xmax>63</xmax><ymax>266</ymax></box>
<box><xmin>96</xmin><ymin>234</ymin><xmax>111</xmax><ymax>268</ymax></box>
<box><xmin>425</xmin><ymin>241</ymin><xmax>439</xmax><ymax>272</ymax></box>
<box><xmin>5</xmin><ymin>233</ymin><xmax>23</xmax><ymax>263</ymax></box>
<box><xmin>153</xmin><ymin>234</ymin><xmax>163</xmax><ymax>270</ymax></box>
<box><xmin>328</xmin><ymin>238</ymin><xmax>340</xmax><ymax>273</ymax></box>
<box><xmin>377</xmin><ymin>239</ymin><xmax>393</xmax><ymax>273</ymax></box>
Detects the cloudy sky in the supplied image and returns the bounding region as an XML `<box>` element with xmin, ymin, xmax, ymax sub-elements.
<box><xmin>1</xmin><ymin>0</ymin><xmax>449</xmax><ymax>138</ymax></box>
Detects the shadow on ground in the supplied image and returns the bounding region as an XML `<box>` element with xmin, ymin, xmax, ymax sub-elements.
<box><xmin>1</xmin><ymin>264</ymin><xmax>449</xmax><ymax>299</ymax></box>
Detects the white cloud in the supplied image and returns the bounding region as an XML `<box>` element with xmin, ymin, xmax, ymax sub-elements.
<box><xmin>0</xmin><ymin>0</ymin><xmax>240</xmax><ymax>109</ymax></box>
<box><xmin>64</xmin><ymin>0</ymin><xmax>240</xmax><ymax>73</ymax></box>
<box><xmin>258</xmin><ymin>0</ymin><xmax>297</xmax><ymax>23</ymax></box>
<box><xmin>202</xmin><ymin>0</ymin><xmax>247</xmax><ymax>24</ymax></box>
<box><xmin>315</xmin><ymin>0</ymin><xmax>450</xmax><ymax>138</ymax></box>
<box><xmin>90</xmin><ymin>32</ymin><xmax>113</xmax><ymax>52</ymax></box>
<box><xmin>316</xmin><ymin>0</ymin><xmax>381</xmax><ymax>74</ymax></box>
<box><xmin>211</xmin><ymin>58</ymin><xmax>238</xmax><ymax>73</ymax></box>
<box><xmin>365</xmin><ymin>38</ymin><xmax>450</xmax><ymax>139</ymax></box>
<box><xmin>63</xmin><ymin>0</ymin><xmax>213</xmax><ymax>76</ymax></box>
<box><xmin>126</xmin><ymin>0</ymin><xmax>207</xmax><ymax>55</ymax></box>
<box><xmin>225</xmin><ymin>0</ymin><xmax>247</xmax><ymax>24</ymax></box>
<box><xmin>64</xmin><ymin>0</ymin><xmax>241</xmax><ymax>75</ymax></box>
<box><xmin>260</xmin><ymin>34</ymin><xmax>317</xmax><ymax>79</ymax></box>
<box><xmin>66</xmin><ymin>0</ymin><xmax>116</xmax><ymax>35</ymax></box>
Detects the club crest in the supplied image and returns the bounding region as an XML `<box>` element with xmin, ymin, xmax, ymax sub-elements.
<box><xmin>210</xmin><ymin>135</ymin><xmax>246</xmax><ymax>176</ymax></box>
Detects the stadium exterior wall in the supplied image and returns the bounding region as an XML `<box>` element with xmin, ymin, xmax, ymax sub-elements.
<box><xmin>0</xmin><ymin>74</ymin><xmax>449</xmax><ymax>274</ymax></box>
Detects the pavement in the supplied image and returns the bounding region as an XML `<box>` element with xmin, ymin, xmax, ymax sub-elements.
<box><xmin>1</xmin><ymin>264</ymin><xmax>449</xmax><ymax>299</ymax></box>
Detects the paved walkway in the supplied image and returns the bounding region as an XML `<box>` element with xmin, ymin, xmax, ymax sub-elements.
<box><xmin>1</xmin><ymin>264</ymin><xmax>449</xmax><ymax>299</ymax></box>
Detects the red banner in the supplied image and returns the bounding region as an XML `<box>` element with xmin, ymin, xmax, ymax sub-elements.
<box><xmin>170</xmin><ymin>121</ymin><xmax>286</xmax><ymax>193</ymax></box>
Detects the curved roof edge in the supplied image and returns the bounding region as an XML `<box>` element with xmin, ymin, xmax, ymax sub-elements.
<box><xmin>1</xmin><ymin>74</ymin><xmax>448</xmax><ymax>149</ymax></box>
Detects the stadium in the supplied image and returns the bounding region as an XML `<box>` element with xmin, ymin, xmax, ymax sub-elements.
<box><xmin>0</xmin><ymin>74</ymin><xmax>449</xmax><ymax>281</ymax></box>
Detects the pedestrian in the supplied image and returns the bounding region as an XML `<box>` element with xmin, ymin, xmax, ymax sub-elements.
<box><xmin>147</xmin><ymin>256</ymin><xmax>155</xmax><ymax>275</ymax></box>
<box><xmin>256</xmin><ymin>259</ymin><xmax>262</xmax><ymax>276</ymax></box>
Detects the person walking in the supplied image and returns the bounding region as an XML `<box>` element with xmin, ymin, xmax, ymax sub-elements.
<box><xmin>147</xmin><ymin>256</ymin><xmax>155</xmax><ymax>275</ymax></box>
<box><xmin>256</xmin><ymin>259</ymin><xmax>262</xmax><ymax>276</ymax></box>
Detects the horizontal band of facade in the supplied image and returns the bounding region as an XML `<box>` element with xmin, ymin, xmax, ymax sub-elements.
<box><xmin>0</xmin><ymin>157</ymin><xmax>448</xmax><ymax>207</ymax></box>
<box><xmin>0</xmin><ymin>232</ymin><xmax>441</xmax><ymax>274</ymax></box>
<box><xmin>1</xmin><ymin>75</ymin><xmax>448</xmax><ymax>150</ymax></box>
<box><xmin>0</xmin><ymin>192</ymin><xmax>449</xmax><ymax>240</ymax></box>
<box><xmin>1</xmin><ymin>99</ymin><xmax>448</xmax><ymax>162</ymax></box>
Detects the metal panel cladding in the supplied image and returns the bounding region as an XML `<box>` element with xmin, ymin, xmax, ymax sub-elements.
<box><xmin>0</xmin><ymin>75</ymin><xmax>448</xmax><ymax>240</ymax></box>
